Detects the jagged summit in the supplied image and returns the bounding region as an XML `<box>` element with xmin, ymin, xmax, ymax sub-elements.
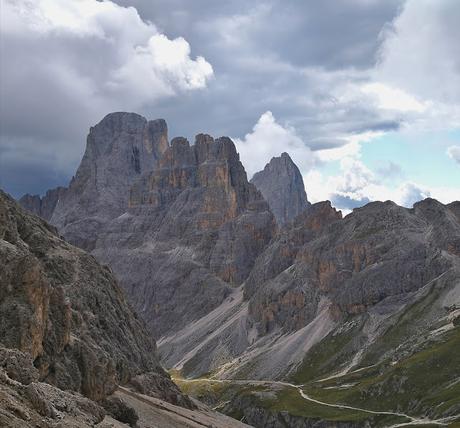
<box><xmin>46</xmin><ymin>112</ymin><xmax>169</xmax><ymax>249</ymax></box>
<box><xmin>251</xmin><ymin>152</ymin><xmax>310</xmax><ymax>225</ymax></box>
<box><xmin>130</xmin><ymin>133</ymin><xmax>263</xmax><ymax>221</ymax></box>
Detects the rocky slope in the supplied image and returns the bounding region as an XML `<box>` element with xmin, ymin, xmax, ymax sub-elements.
<box><xmin>159</xmin><ymin>198</ymin><xmax>460</xmax><ymax>425</ymax></box>
<box><xmin>0</xmin><ymin>190</ymin><xmax>251</xmax><ymax>427</ymax></box>
<box><xmin>250</xmin><ymin>152</ymin><xmax>309</xmax><ymax>225</ymax></box>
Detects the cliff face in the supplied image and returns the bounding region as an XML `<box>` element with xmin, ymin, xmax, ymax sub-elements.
<box><xmin>19</xmin><ymin>187</ymin><xmax>66</xmax><ymax>221</ymax></box>
<box><xmin>51</xmin><ymin>112</ymin><xmax>168</xmax><ymax>250</ymax></box>
<box><xmin>26</xmin><ymin>114</ymin><xmax>274</xmax><ymax>337</ymax></box>
<box><xmin>0</xmin><ymin>190</ymin><xmax>182</xmax><ymax>402</ymax></box>
<box><xmin>251</xmin><ymin>152</ymin><xmax>309</xmax><ymax>225</ymax></box>
<box><xmin>94</xmin><ymin>133</ymin><xmax>274</xmax><ymax>336</ymax></box>
<box><xmin>246</xmin><ymin>198</ymin><xmax>458</xmax><ymax>336</ymax></box>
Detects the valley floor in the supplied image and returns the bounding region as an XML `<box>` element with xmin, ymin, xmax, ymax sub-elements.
<box><xmin>173</xmin><ymin>375</ymin><xmax>460</xmax><ymax>428</ymax></box>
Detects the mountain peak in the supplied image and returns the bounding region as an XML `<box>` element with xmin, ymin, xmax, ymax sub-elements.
<box><xmin>251</xmin><ymin>152</ymin><xmax>309</xmax><ymax>225</ymax></box>
<box><xmin>49</xmin><ymin>112</ymin><xmax>169</xmax><ymax>249</ymax></box>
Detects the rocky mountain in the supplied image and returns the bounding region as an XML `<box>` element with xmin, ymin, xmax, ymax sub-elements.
<box><xmin>17</xmin><ymin>112</ymin><xmax>460</xmax><ymax>427</ymax></box>
<box><xmin>251</xmin><ymin>152</ymin><xmax>310</xmax><ymax>225</ymax></box>
<box><xmin>30</xmin><ymin>114</ymin><xmax>275</xmax><ymax>337</ymax></box>
<box><xmin>98</xmin><ymin>133</ymin><xmax>274</xmax><ymax>337</ymax></box>
<box><xmin>162</xmin><ymin>198</ymin><xmax>460</xmax><ymax>426</ymax></box>
<box><xmin>0</xmin><ymin>190</ymin><xmax>249</xmax><ymax>427</ymax></box>
<box><xmin>19</xmin><ymin>187</ymin><xmax>66</xmax><ymax>221</ymax></box>
<box><xmin>52</xmin><ymin>112</ymin><xmax>168</xmax><ymax>250</ymax></box>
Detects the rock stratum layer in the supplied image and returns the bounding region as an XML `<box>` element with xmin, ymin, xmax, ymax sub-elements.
<box><xmin>18</xmin><ymin>112</ymin><xmax>460</xmax><ymax>427</ymax></box>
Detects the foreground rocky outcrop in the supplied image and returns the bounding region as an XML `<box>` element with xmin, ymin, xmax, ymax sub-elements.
<box><xmin>251</xmin><ymin>152</ymin><xmax>309</xmax><ymax>225</ymax></box>
<box><xmin>1</xmin><ymin>189</ymin><xmax>175</xmax><ymax>399</ymax></box>
<box><xmin>1</xmin><ymin>190</ymin><xmax>250</xmax><ymax>426</ymax></box>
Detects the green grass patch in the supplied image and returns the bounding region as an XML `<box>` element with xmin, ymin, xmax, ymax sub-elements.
<box><xmin>359</xmin><ymin>284</ymin><xmax>442</xmax><ymax>367</ymax></box>
<box><xmin>306</xmin><ymin>326</ymin><xmax>460</xmax><ymax>419</ymax></box>
<box><xmin>290</xmin><ymin>317</ymin><xmax>365</xmax><ymax>384</ymax></box>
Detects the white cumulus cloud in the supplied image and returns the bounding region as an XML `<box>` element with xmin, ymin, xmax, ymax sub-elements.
<box><xmin>234</xmin><ymin>111</ymin><xmax>317</xmax><ymax>177</ymax></box>
<box><xmin>1</xmin><ymin>0</ymin><xmax>213</xmax><ymax>121</ymax></box>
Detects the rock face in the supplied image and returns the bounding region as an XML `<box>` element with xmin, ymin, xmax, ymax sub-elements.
<box><xmin>51</xmin><ymin>112</ymin><xmax>168</xmax><ymax>250</ymax></box>
<box><xmin>0</xmin><ymin>190</ymin><xmax>183</xmax><ymax>403</ymax></box>
<box><xmin>160</xmin><ymin>198</ymin><xmax>460</xmax><ymax>382</ymax></box>
<box><xmin>246</xmin><ymin>198</ymin><xmax>458</xmax><ymax>336</ymax></box>
<box><xmin>19</xmin><ymin>186</ymin><xmax>66</xmax><ymax>221</ymax></box>
<box><xmin>251</xmin><ymin>152</ymin><xmax>309</xmax><ymax>225</ymax></box>
<box><xmin>22</xmin><ymin>114</ymin><xmax>275</xmax><ymax>338</ymax></box>
<box><xmin>94</xmin><ymin>133</ymin><xmax>274</xmax><ymax>336</ymax></box>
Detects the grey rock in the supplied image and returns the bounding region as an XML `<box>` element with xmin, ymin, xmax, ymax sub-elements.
<box><xmin>18</xmin><ymin>114</ymin><xmax>275</xmax><ymax>338</ymax></box>
<box><xmin>0</xmin><ymin>189</ymin><xmax>178</xmax><ymax>401</ymax></box>
<box><xmin>94</xmin><ymin>133</ymin><xmax>274</xmax><ymax>336</ymax></box>
<box><xmin>100</xmin><ymin>396</ymin><xmax>139</xmax><ymax>427</ymax></box>
<box><xmin>19</xmin><ymin>187</ymin><xmax>67</xmax><ymax>221</ymax></box>
<box><xmin>251</xmin><ymin>152</ymin><xmax>309</xmax><ymax>225</ymax></box>
<box><xmin>51</xmin><ymin>112</ymin><xmax>168</xmax><ymax>250</ymax></box>
<box><xmin>247</xmin><ymin>199</ymin><xmax>458</xmax><ymax>337</ymax></box>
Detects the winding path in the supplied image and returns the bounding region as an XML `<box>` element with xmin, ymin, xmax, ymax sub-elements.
<box><xmin>174</xmin><ymin>377</ymin><xmax>458</xmax><ymax>427</ymax></box>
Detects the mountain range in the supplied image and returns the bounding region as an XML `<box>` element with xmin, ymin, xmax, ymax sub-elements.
<box><xmin>11</xmin><ymin>111</ymin><xmax>460</xmax><ymax>427</ymax></box>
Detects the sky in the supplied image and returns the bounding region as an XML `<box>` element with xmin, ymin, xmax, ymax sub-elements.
<box><xmin>0</xmin><ymin>0</ymin><xmax>459</xmax><ymax>211</ymax></box>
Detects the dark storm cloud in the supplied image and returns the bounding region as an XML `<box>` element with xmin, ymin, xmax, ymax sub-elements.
<box><xmin>1</xmin><ymin>0</ymin><xmax>405</xmax><ymax>197</ymax></box>
<box><xmin>116</xmin><ymin>0</ymin><xmax>405</xmax><ymax>141</ymax></box>
<box><xmin>119</xmin><ymin>0</ymin><xmax>403</xmax><ymax>69</ymax></box>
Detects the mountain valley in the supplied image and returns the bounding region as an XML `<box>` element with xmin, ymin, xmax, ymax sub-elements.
<box><xmin>12</xmin><ymin>112</ymin><xmax>460</xmax><ymax>427</ymax></box>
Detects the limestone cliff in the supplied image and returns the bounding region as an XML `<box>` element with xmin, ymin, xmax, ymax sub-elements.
<box><xmin>19</xmin><ymin>186</ymin><xmax>66</xmax><ymax>221</ymax></box>
<box><xmin>251</xmin><ymin>152</ymin><xmax>309</xmax><ymax>225</ymax></box>
<box><xmin>0</xmin><ymin>190</ymin><xmax>186</xmax><ymax>407</ymax></box>
<box><xmin>51</xmin><ymin>112</ymin><xmax>168</xmax><ymax>250</ymax></box>
<box><xmin>94</xmin><ymin>133</ymin><xmax>275</xmax><ymax>336</ymax></box>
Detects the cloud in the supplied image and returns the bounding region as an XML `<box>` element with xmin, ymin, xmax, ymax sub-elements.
<box><xmin>304</xmin><ymin>158</ymin><xmax>435</xmax><ymax>210</ymax></box>
<box><xmin>447</xmin><ymin>145</ymin><xmax>460</xmax><ymax>164</ymax></box>
<box><xmin>1</xmin><ymin>0</ymin><xmax>458</xmax><ymax>206</ymax></box>
<box><xmin>377</xmin><ymin>0</ymin><xmax>460</xmax><ymax>105</ymax></box>
<box><xmin>234</xmin><ymin>111</ymin><xmax>317</xmax><ymax>177</ymax></box>
<box><xmin>376</xmin><ymin>160</ymin><xmax>404</xmax><ymax>179</ymax></box>
<box><xmin>1</xmin><ymin>0</ymin><xmax>213</xmax><ymax>109</ymax></box>
<box><xmin>397</xmin><ymin>183</ymin><xmax>431</xmax><ymax>207</ymax></box>
<box><xmin>371</xmin><ymin>0</ymin><xmax>460</xmax><ymax>130</ymax></box>
<box><xmin>330</xmin><ymin>194</ymin><xmax>371</xmax><ymax>210</ymax></box>
<box><xmin>361</xmin><ymin>83</ymin><xmax>428</xmax><ymax>113</ymax></box>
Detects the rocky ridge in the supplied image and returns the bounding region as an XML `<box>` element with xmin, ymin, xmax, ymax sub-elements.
<box><xmin>1</xmin><ymin>189</ymin><xmax>173</xmax><ymax>400</ymax></box>
<box><xmin>19</xmin><ymin>187</ymin><xmax>66</xmax><ymax>221</ymax></box>
<box><xmin>1</xmin><ymin>190</ymin><xmax>252</xmax><ymax>427</ymax></box>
